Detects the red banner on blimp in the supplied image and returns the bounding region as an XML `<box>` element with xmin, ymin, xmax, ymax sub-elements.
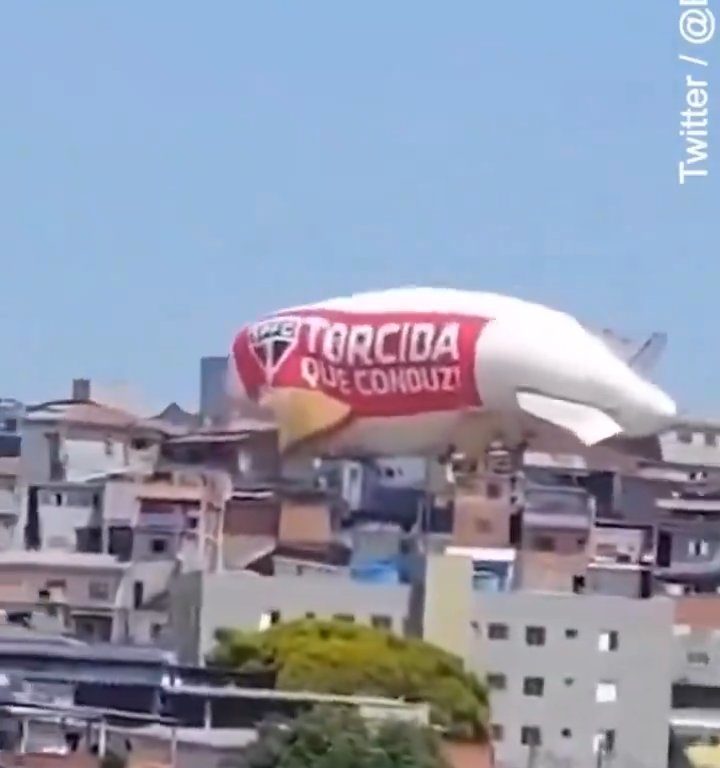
<box><xmin>233</xmin><ymin>309</ymin><xmax>490</xmax><ymax>417</ymax></box>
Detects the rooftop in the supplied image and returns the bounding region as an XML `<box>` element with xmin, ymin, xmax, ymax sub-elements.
<box><xmin>0</xmin><ymin>551</ymin><xmax>126</xmax><ymax>571</ymax></box>
<box><xmin>25</xmin><ymin>399</ymin><xmax>180</xmax><ymax>435</ymax></box>
<box><xmin>0</xmin><ymin>634</ymin><xmax>175</xmax><ymax>664</ymax></box>
<box><xmin>165</xmin><ymin>419</ymin><xmax>276</xmax><ymax>445</ymax></box>
<box><xmin>109</xmin><ymin>723</ymin><xmax>256</xmax><ymax>748</ymax></box>
<box><xmin>164</xmin><ymin>683</ymin><xmax>431</xmax><ymax>712</ymax></box>
<box><xmin>136</xmin><ymin>483</ymin><xmax>204</xmax><ymax>502</ymax></box>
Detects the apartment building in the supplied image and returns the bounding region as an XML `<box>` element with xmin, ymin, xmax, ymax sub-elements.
<box><xmin>424</xmin><ymin>553</ymin><xmax>674</xmax><ymax>768</ymax></box>
<box><xmin>160</xmin><ymin>420</ymin><xmax>280</xmax><ymax>486</ymax></box>
<box><xmin>0</xmin><ymin>471</ymin><xmax>215</xmax><ymax>643</ymax></box>
<box><xmin>0</xmin><ymin>550</ymin><xmax>129</xmax><ymax>642</ymax></box>
<box><xmin>19</xmin><ymin>380</ymin><xmax>174</xmax><ymax>486</ymax></box>
<box><xmin>661</xmin><ymin>420</ymin><xmax>720</xmax><ymax>468</ymax></box>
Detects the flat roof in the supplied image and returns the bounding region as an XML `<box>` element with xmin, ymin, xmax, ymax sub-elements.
<box><xmin>0</xmin><ymin>638</ymin><xmax>174</xmax><ymax>664</ymax></box>
<box><xmin>656</xmin><ymin>497</ymin><xmax>720</xmax><ymax>512</ymax></box>
<box><xmin>164</xmin><ymin>684</ymin><xmax>428</xmax><ymax>710</ymax></box>
<box><xmin>0</xmin><ymin>701</ymin><xmax>177</xmax><ymax>724</ymax></box>
<box><xmin>0</xmin><ymin>551</ymin><xmax>127</xmax><ymax>570</ymax></box>
<box><xmin>109</xmin><ymin>724</ymin><xmax>256</xmax><ymax>748</ymax></box>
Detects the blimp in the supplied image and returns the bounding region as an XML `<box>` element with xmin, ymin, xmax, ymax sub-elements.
<box><xmin>227</xmin><ymin>287</ymin><xmax>678</xmax><ymax>466</ymax></box>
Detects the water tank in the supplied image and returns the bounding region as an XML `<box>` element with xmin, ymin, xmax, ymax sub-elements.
<box><xmin>350</xmin><ymin>559</ymin><xmax>400</xmax><ymax>584</ymax></box>
<box><xmin>472</xmin><ymin>569</ymin><xmax>502</xmax><ymax>592</ymax></box>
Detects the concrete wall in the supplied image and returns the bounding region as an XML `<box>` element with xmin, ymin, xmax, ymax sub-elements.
<box><xmin>37</xmin><ymin>492</ymin><xmax>97</xmax><ymax>550</ymax></box>
<box><xmin>0</xmin><ymin>565</ymin><xmax>124</xmax><ymax>606</ymax></box>
<box><xmin>170</xmin><ymin>571</ymin><xmax>411</xmax><ymax>664</ymax></box>
<box><xmin>424</xmin><ymin>554</ymin><xmax>673</xmax><ymax>768</ymax></box>
<box><xmin>168</xmin><ymin>570</ymin><xmax>203</xmax><ymax>664</ymax></box>
<box><xmin>661</xmin><ymin>428</ymin><xmax>720</xmax><ymax>467</ymax></box>
<box><xmin>19</xmin><ymin>423</ymin><xmax>52</xmax><ymax>484</ymax></box>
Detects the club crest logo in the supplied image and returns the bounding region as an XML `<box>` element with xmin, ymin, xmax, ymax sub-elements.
<box><xmin>248</xmin><ymin>316</ymin><xmax>300</xmax><ymax>381</ymax></box>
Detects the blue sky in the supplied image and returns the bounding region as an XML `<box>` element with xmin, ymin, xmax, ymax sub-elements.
<box><xmin>1</xmin><ymin>2</ymin><xmax>717</xmax><ymax>414</ymax></box>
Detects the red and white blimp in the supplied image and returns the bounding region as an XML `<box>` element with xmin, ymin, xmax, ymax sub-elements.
<box><xmin>228</xmin><ymin>287</ymin><xmax>677</xmax><ymax>462</ymax></box>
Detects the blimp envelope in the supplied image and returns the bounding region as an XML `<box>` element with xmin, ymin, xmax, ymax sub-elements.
<box><xmin>231</xmin><ymin>288</ymin><xmax>678</xmax><ymax>463</ymax></box>
<box><xmin>233</xmin><ymin>308</ymin><xmax>490</xmax><ymax>452</ymax></box>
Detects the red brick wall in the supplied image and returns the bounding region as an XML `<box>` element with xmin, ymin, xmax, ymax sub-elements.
<box><xmin>442</xmin><ymin>741</ymin><xmax>494</xmax><ymax>768</ymax></box>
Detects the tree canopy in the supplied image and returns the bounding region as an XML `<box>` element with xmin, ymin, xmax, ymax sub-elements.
<box><xmin>221</xmin><ymin>705</ymin><xmax>450</xmax><ymax>768</ymax></box>
<box><xmin>210</xmin><ymin>618</ymin><xmax>488</xmax><ymax>741</ymax></box>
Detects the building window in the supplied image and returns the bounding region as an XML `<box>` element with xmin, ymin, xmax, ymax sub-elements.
<box><xmin>689</xmin><ymin>539</ymin><xmax>710</xmax><ymax>557</ymax></box>
<box><xmin>561</xmin><ymin>728</ymin><xmax>572</xmax><ymax>739</ymax></box>
<box><xmin>526</xmin><ymin>626</ymin><xmax>546</xmax><ymax>646</ymax></box>
<box><xmin>133</xmin><ymin>581</ymin><xmax>144</xmax><ymax>609</ymax></box>
<box><xmin>475</xmin><ymin>518</ymin><xmax>492</xmax><ymax>533</ymax></box>
<box><xmin>490</xmin><ymin>724</ymin><xmax>504</xmax><ymax>742</ymax></box>
<box><xmin>88</xmin><ymin>581</ymin><xmax>110</xmax><ymax>601</ymax></box>
<box><xmin>370</xmin><ymin>615</ymin><xmax>393</xmax><ymax>631</ymax></box>
<box><xmin>487</xmin><ymin>673</ymin><xmax>507</xmax><ymax>691</ymax></box>
<box><xmin>151</xmin><ymin>623</ymin><xmax>164</xmax><ymax>639</ymax></box>
<box><xmin>565</xmin><ymin>628</ymin><xmax>578</xmax><ymax>639</ymax></box>
<box><xmin>688</xmin><ymin>651</ymin><xmax>710</xmax><ymax>666</ymax></box>
<box><xmin>596</xmin><ymin>681</ymin><xmax>618</xmax><ymax>703</ymax></box>
<box><xmin>677</xmin><ymin>430</ymin><xmax>693</xmax><ymax>444</ymax></box>
<box><xmin>706</xmin><ymin>432</ymin><xmax>717</xmax><ymax>447</ymax></box>
<box><xmin>521</xmin><ymin>726</ymin><xmax>541</xmax><ymax>746</ymax></box>
<box><xmin>523</xmin><ymin>677</ymin><xmax>544</xmax><ymax>697</ymax></box>
<box><xmin>151</xmin><ymin>538</ymin><xmax>168</xmax><ymax>554</ymax></box>
<box><xmin>593</xmin><ymin>729</ymin><xmax>616</xmax><ymax>755</ymax></box>
<box><xmin>66</xmin><ymin>490</ymin><xmax>93</xmax><ymax>507</ymax></box>
<box><xmin>533</xmin><ymin>536</ymin><xmax>556</xmax><ymax>552</ymax></box>
<box><xmin>564</xmin><ymin>677</ymin><xmax>575</xmax><ymax>686</ymax></box>
<box><xmin>258</xmin><ymin>611</ymin><xmax>280</xmax><ymax>631</ymax></box>
<box><xmin>488</xmin><ymin>623</ymin><xmax>509</xmax><ymax>640</ymax></box>
<box><xmin>598</xmin><ymin>630</ymin><xmax>619</xmax><ymax>652</ymax></box>
<box><xmin>104</xmin><ymin>438</ymin><xmax>113</xmax><ymax>457</ymax></box>
<box><xmin>334</xmin><ymin>613</ymin><xmax>355</xmax><ymax>623</ymax></box>
<box><xmin>305</xmin><ymin>612</ymin><xmax>316</xmax><ymax>620</ymax></box>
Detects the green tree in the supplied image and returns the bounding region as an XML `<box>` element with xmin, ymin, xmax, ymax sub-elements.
<box><xmin>210</xmin><ymin>618</ymin><xmax>488</xmax><ymax>741</ymax></box>
<box><xmin>221</xmin><ymin>705</ymin><xmax>450</xmax><ymax>768</ymax></box>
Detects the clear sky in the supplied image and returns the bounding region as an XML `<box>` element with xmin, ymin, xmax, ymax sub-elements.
<box><xmin>1</xmin><ymin>2</ymin><xmax>717</xmax><ymax>415</ymax></box>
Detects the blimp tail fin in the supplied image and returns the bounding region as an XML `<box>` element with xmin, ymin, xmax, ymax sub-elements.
<box><xmin>517</xmin><ymin>391</ymin><xmax>624</xmax><ymax>446</ymax></box>
<box><xmin>627</xmin><ymin>332</ymin><xmax>667</xmax><ymax>374</ymax></box>
<box><xmin>259</xmin><ymin>388</ymin><xmax>352</xmax><ymax>453</ymax></box>
<box><xmin>594</xmin><ymin>329</ymin><xmax>667</xmax><ymax>374</ymax></box>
